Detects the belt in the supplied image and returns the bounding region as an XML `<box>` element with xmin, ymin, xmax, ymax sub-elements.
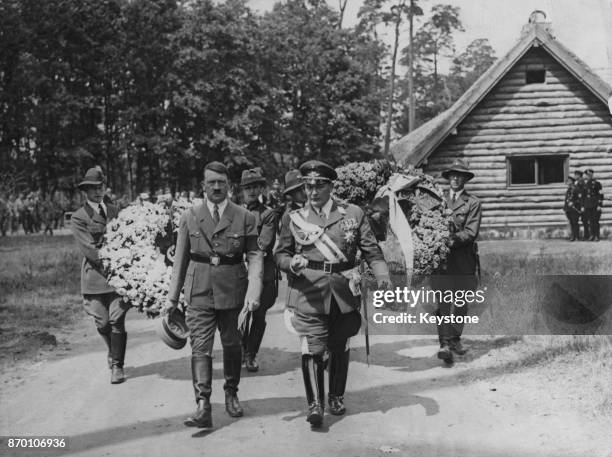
<box><xmin>190</xmin><ymin>253</ymin><xmax>243</xmax><ymax>266</ymax></box>
<box><xmin>306</xmin><ymin>260</ymin><xmax>353</xmax><ymax>273</ymax></box>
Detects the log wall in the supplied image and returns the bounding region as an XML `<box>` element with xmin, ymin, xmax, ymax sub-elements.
<box><xmin>423</xmin><ymin>47</ymin><xmax>612</xmax><ymax>234</ymax></box>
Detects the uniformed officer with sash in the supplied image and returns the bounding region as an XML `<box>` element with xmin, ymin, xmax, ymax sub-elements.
<box><xmin>240</xmin><ymin>168</ymin><xmax>279</xmax><ymax>372</ymax></box>
<box><xmin>165</xmin><ymin>161</ymin><xmax>263</xmax><ymax>429</ymax></box>
<box><xmin>275</xmin><ymin>160</ymin><xmax>391</xmax><ymax>428</ymax></box>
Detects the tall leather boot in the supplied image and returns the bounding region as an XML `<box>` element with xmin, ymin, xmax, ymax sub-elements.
<box><xmin>184</xmin><ymin>355</ymin><xmax>213</xmax><ymax>428</ymax></box>
<box><xmin>223</xmin><ymin>347</ymin><xmax>243</xmax><ymax>417</ymax></box>
<box><xmin>97</xmin><ymin>327</ymin><xmax>112</xmax><ymax>369</ymax></box>
<box><xmin>244</xmin><ymin>321</ymin><xmax>266</xmax><ymax>372</ymax></box>
<box><xmin>301</xmin><ymin>354</ymin><xmax>325</xmax><ymax>427</ymax></box>
<box><xmin>328</xmin><ymin>350</ymin><xmax>350</xmax><ymax>415</ymax></box>
<box><xmin>110</xmin><ymin>332</ymin><xmax>127</xmax><ymax>384</ymax></box>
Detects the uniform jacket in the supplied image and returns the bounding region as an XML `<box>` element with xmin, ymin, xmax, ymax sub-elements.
<box><xmin>71</xmin><ymin>203</ymin><xmax>119</xmax><ymax>295</ymax></box>
<box><xmin>564</xmin><ymin>185</ymin><xmax>581</xmax><ymax>213</ymax></box>
<box><xmin>168</xmin><ymin>200</ymin><xmax>262</xmax><ymax>310</ymax></box>
<box><xmin>244</xmin><ymin>201</ymin><xmax>278</xmax><ymax>283</ymax></box>
<box><xmin>445</xmin><ymin>190</ymin><xmax>482</xmax><ymax>276</ymax></box>
<box><xmin>582</xmin><ymin>179</ymin><xmax>603</xmax><ymax>209</ymax></box>
<box><xmin>275</xmin><ymin>199</ymin><xmax>386</xmax><ymax>315</ymax></box>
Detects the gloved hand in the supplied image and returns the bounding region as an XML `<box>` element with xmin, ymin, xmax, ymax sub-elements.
<box><xmin>290</xmin><ymin>254</ymin><xmax>308</xmax><ymax>274</ymax></box>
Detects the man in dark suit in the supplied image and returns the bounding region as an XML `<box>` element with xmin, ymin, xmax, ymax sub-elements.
<box><xmin>240</xmin><ymin>168</ymin><xmax>279</xmax><ymax>372</ymax></box>
<box><xmin>564</xmin><ymin>176</ymin><xmax>580</xmax><ymax>241</ymax></box>
<box><xmin>275</xmin><ymin>160</ymin><xmax>391</xmax><ymax>428</ymax></box>
<box><xmin>70</xmin><ymin>167</ymin><xmax>130</xmax><ymax>384</ymax></box>
<box><xmin>573</xmin><ymin>170</ymin><xmax>589</xmax><ymax>240</ymax></box>
<box><xmin>436</xmin><ymin>159</ymin><xmax>482</xmax><ymax>364</ymax></box>
<box><xmin>164</xmin><ymin>161</ymin><xmax>263</xmax><ymax>429</ymax></box>
<box><xmin>583</xmin><ymin>169</ymin><xmax>603</xmax><ymax>241</ymax></box>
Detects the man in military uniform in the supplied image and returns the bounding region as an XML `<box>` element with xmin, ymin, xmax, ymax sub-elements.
<box><xmin>70</xmin><ymin>167</ymin><xmax>130</xmax><ymax>384</ymax></box>
<box><xmin>573</xmin><ymin>170</ymin><xmax>588</xmax><ymax>240</ymax></box>
<box><xmin>283</xmin><ymin>169</ymin><xmax>307</xmax><ymax>212</ymax></box>
<box><xmin>583</xmin><ymin>169</ymin><xmax>603</xmax><ymax>241</ymax></box>
<box><xmin>275</xmin><ymin>160</ymin><xmax>391</xmax><ymax>428</ymax></box>
<box><xmin>564</xmin><ymin>177</ymin><xmax>580</xmax><ymax>241</ymax></box>
<box><xmin>240</xmin><ymin>168</ymin><xmax>279</xmax><ymax>372</ymax></box>
<box><xmin>164</xmin><ymin>161</ymin><xmax>263</xmax><ymax>429</ymax></box>
<box><xmin>436</xmin><ymin>159</ymin><xmax>482</xmax><ymax>364</ymax></box>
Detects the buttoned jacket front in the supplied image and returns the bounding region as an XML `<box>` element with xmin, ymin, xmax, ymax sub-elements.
<box><xmin>444</xmin><ymin>190</ymin><xmax>482</xmax><ymax>275</ymax></box>
<box><xmin>168</xmin><ymin>201</ymin><xmax>259</xmax><ymax>309</ymax></box>
<box><xmin>275</xmin><ymin>200</ymin><xmax>385</xmax><ymax>315</ymax></box>
<box><xmin>71</xmin><ymin>203</ymin><xmax>119</xmax><ymax>295</ymax></box>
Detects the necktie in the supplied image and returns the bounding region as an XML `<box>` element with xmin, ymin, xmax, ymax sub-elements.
<box><xmin>213</xmin><ymin>204</ymin><xmax>220</xmax><ymax>226</ymax></box>
<box><xmin>98</xmin><ymin>204</ymin><xmax>106</xmax><ymax>219</ymax></box>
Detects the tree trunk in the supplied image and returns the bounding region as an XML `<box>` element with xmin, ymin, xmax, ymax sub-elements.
<box><xmin>408</xmin><ymin>0</ymin><xmax>415</xmax><ymax>132</ymax></box>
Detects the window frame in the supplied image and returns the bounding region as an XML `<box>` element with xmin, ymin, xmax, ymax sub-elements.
<box><xmin>506</xmin><ymin>154</ymin><xmax>568</xmax><ymax>188</ymax></box>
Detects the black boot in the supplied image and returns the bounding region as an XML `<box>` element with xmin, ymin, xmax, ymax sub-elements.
<box><xmin>223</xmin><ymin>347</ymin><xmax>243</xmax><ymax>417</ymax></box>
<box><xmin>301</xmin><ymin>354</ymin><xmax>325</xmax><ymax>427</ymax></box>
<box><xmin>97</xmin><ymin>327</ymin><xmax>112</xmax><ymax>369</ymax></box>
<box><xmin>184</xmin><ymin>356</ymin><xmax>213</xmax><ymax>428</ymax></box>
<box><xmin>110</xmin><ymin>332</ymin><xmax>127</xmax><ymax>384</ymax></box>
<box><xmin>244</xmin><ymin>321</ymin><xmax>266</xmax><ymax>372</ymax></box>
<box><xmin>328</xmin><ymin>350</ymin><xmax>350</xmax><ymax>415</ymax></box>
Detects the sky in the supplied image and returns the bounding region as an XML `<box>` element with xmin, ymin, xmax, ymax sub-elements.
<box><xmin>248</xmin><ymin>0</ymin><xmax>612</xmax><ymax>84</ymax></box>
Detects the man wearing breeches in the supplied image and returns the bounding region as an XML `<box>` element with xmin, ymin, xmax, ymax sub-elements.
<box><xmin>275</xmin><ymin>160</ymin><xmax>390</xmax><ymax>428</ymax></box>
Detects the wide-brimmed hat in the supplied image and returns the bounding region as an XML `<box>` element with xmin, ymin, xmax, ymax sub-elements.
<box><xmin>299</xmin><ymin>160</ymin><xmax>337</xmax><ymax>185</ymax></box>
<box><xmin>77</xmin><ymin>167</ymin><xmax>106</xmax><ymax>189</ymax></box>
<box><xmin>441</xmin><ymin>159</ymin><xmax>475</xmax><ymax>181</ymax></box>
<box><xmin>156</xmin><ymin>308</ymin><xmax>189</xmax><ymax>350</ymax></box>
<box><xmin>283</xmin><ymin>170</ymin><xmax>304</xmax><ymax>195</ymax></box>
<box><xmin>240</xmin><ymin>168</ymin><xmax>266</xmax><ymax>187</ymax></box>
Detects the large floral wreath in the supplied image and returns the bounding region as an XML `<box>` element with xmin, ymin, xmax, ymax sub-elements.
<box><xmin>335</xmin><ymin>160</ymin><xmax>452</xmax><ymax>277</ymax></box>
<box><xmin>99</xmin><ymin>198</ymin><xmax>200</xmax><ymax>316</ymax></box>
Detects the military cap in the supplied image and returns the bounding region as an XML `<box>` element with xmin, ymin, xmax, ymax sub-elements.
<box><xmin>78</xmin><ymin>167</ymin><xmax>106</xmax><ymax>189</ymax></box>
<box><xmin>441</xmin><ymin>158</ymin><xmax>475</xmax><ymax>181</ymax></box>
<box><xmin>584</xmin><ymin>168</ymin><xmax>594</xmax><ymax>174</ymax></box>
<box><xmin>204</xmin><ymin>161</ymin><xmax>228</xmax><ymax>176</ymax></box>
<box><xmin>299</xmin><ymin>160</ymin><xmax>337</xmax><ymax>184</ymax></box>
<box><xmin>156</xmin><ymin>308</ymin><xmax>189</xmax><ymax>350</ymax></box>
<box><xmin>283</xmin><ymin>169</ymin><xmax>304</xmax><ymax>195</ymax></box>
<box><xmin>573</xmin><ymin>170</ymin><xmax>583</xmax><ymax>177</ymax></box>
<box><xmin>240</xmin><ymin>168</ymin><xmax>266</xmax><ymax>186</ymax></box>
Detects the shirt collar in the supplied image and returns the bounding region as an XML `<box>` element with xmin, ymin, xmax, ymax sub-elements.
<box><xmin>450</xmin><ymin>189</ymin><xmax>464</xmax><ymax>200</ymax></box>
<box><xmin>311</xmin><ymin>198</ymin><xmax>333</xmax><ymax>218</ymax></box>
<box><xmin>206</xmin><ymin>198</ymin><xmax>228</xmax><ymax>217</ymax></box>
<box><xmin>87</xmin><ymin>199</ymin><xmax>106</xmax><ymax>214</ymax></box>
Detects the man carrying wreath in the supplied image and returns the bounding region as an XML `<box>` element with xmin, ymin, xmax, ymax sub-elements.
<box><xmin>164</xmin><ymin>161</ymin><xmax>263</xmax><ymax>429</ymax></box>
<box><xmin>71</xmin><ymin>167</ymin><xmax>130</xmax><ymax>384</ymax></box>
<box><xmin>275</xmin><ymin>160</ymin><xmax>391</xmax><ymax>428</ymax></box>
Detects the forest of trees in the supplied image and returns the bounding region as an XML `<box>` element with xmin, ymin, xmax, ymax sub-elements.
<box><xmin>0</xmin><ymin>0</ymin><xmax>496</xmax><ymax>198</ymax></box>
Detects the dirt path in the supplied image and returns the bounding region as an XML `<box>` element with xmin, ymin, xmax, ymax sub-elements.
<box><xmin>2</xmin><ymin>302</ymin><xmax>611</xmax><ymax>457</ymax></box>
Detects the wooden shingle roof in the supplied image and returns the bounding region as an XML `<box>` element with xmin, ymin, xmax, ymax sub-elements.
<box><xmin>391</xmin><ymin>22</ymin><xmax>612</xmax><ymax>166</ymax></box>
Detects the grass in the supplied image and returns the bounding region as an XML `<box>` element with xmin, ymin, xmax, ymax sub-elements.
<box><xmin>0</xmin><ymin>234</ymin><xmax>83</xmax><ymax>364</ymax></box>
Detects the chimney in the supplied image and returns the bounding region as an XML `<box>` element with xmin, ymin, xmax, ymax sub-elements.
<box><xmin>521</xmin><ymin>10</ymin><xmax>554</xmax><ymax>37</ymax></box>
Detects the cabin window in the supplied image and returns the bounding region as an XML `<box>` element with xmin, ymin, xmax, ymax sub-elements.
<box><xmin>525</xmin><ymin>68</ymin><xmax>546</xmax><ymax>84</ymax></box>
<box><xmin>508</xmin><ymin>155</ymin><xmax>567</xmax><ymax>186</ymax></box>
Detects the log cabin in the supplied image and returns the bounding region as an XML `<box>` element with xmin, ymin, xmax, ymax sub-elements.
<box><xmin>391</xmin><ymin>13</ymin><xmax>612</xmax><ymax>239</ymax></box>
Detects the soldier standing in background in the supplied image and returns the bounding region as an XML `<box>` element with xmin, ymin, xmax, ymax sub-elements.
<box><xmin>240</xmin><ymin>168</ymin><xmax>279</xmax><ymax>372</ymax></box>
<box><xmin>573</xmin><ymin>170</ymin><xmax>588</xmax><ymax>240</ymax></box>
<box><xmin>583</xmin><ymin>169</ymin><xmax>603</xmax><ymax>241</ymax></box>
<box><xmin>282</xmin><ymin>170</ymin><xmax>307</xmax><ymax>213</ymax></box>
<box><xmin>564</xmin><ymin>176</ymin><xmax>580</xmax><ymax>241</ymax></box>
<box><xmin>436</xmin><ymin>159</ymin><xmax>482</xmax><ymax>365</ymax></box>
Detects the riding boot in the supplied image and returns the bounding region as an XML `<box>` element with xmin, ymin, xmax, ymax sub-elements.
<box><xmin>97</xmin><ymin>327</ymin><xmax>112</xmax><ymax>369</ymax></box>
<box><xmin>328</xmin><ymin>350</ymin><xmax>350</xmax><ymax>415</ymax></box>
<box><xmin>301</xmin><ymin>354</ymin><xmax>325</xmax><ymax>427</ymax></box>
<box><xmin>184</xmin><ymin>355</ymin><xmax>213</xmax><ymax>428</ymax></box>
<box><xmin>223</xmin><ymin>347</ymin><xmax>243</xmax><ymax>417</ymax></box>
<box><xmin>244</xmin><ymin>321</ymin><xmax>266</xmax><ymax>372</ymax></box>
<box><xmin>110</xmin><ymin>332</ymin><xmax>127</xmax><ymax>384</ymax></box>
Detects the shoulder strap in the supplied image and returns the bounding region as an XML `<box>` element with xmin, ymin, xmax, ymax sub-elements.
<box><xmin>289</xmin><ymin>211</ymin><xmax>347</xmax><ymax>263</ymax></box>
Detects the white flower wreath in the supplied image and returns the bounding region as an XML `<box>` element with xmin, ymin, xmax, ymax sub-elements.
<box><xmin>99</xmin><ymin>198</ymin><xmax>200</xmax><ymax>316</ymax></box>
